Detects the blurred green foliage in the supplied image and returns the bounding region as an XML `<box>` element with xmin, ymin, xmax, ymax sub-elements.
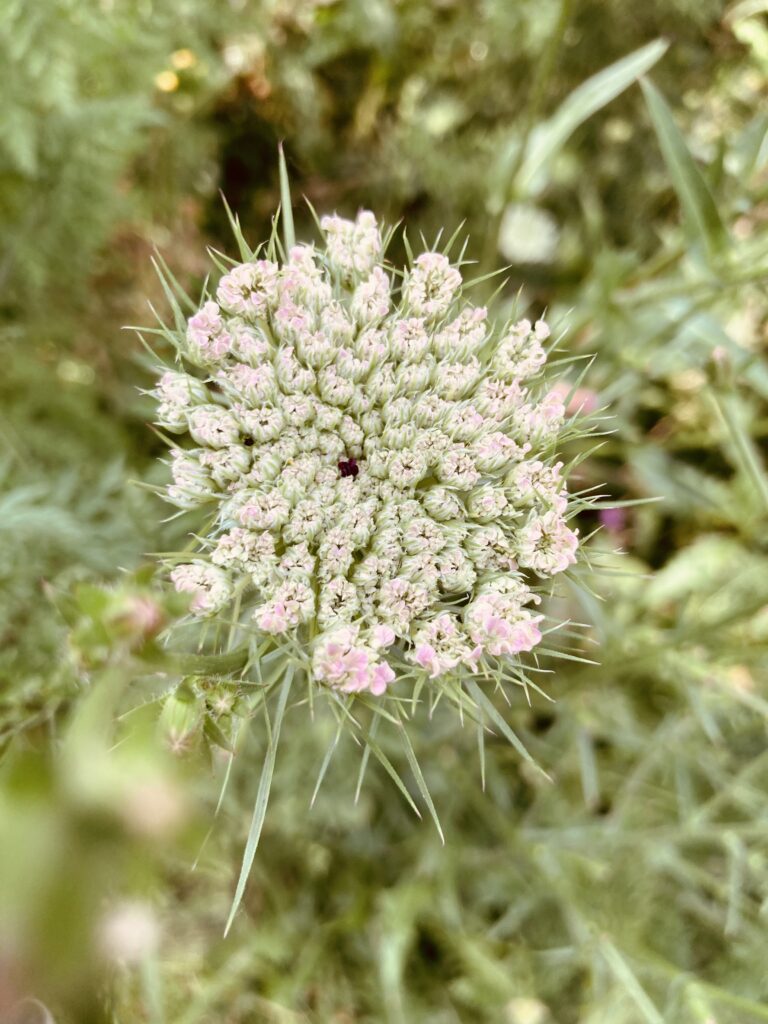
<box><xmin>2</xmin><ymin>0</ymin><xmax>768</xmax><ymax>1021</ymax></box>
<box><xmin>1</xmin><ymin>0</ymin><xmax>219</xmax><ymax>323</ymax></box>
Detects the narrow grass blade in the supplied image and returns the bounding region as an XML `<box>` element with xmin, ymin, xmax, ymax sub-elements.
<box><xmin>577</xmin><ymin>729</ymin><xmax>599</xmax><ymax>810</ymax></box>
<box><xmin>278</xmin><ymin>143</ymin><xmax>296</xmax><ymax>251</ymax></box>
<box><xmin>477</xmin><ymin>722</ymin><xmax>486</xmax><ymax>791</ymax></box>
<box><xmin>640</xmin><ymin>78</ymin><xmax>730</xmax><ymax>261</ymax></box>
<box><xmin>355</xmin><ymin>712</ymin><xmax>379</xmax><ymax>803</ymax></box>
<box><xmin>215</xmin><ymin>746</ymin><xmax>238</xmax><ymax>816</ymax></box>
<box><xmin>140</xmin><ymin>956</ymin><xmax>165</xmax><ymax>1024</ymax></box>
<box><xmin>220</xmin><ymin>191</ymin><xmax>254</xmax><ymax>262</ymax></box>
<box><xmin>224</xmin><ymin>667</ymin><xmax>293</xmax><ymax>936</ymax></box>
<box><xmin>711</xmin><ymin>389</ymin><xmax>768</xmax><ymax>512</ymax></box>
<box><xmin>465</xmin><ymin>679</ymin><xmax>545</xmax><ymax>777</ymax></box>
<box><xmin>517</xmin><ymin>39</ymin><xmax>668</xmax><ymax>196</ymax></box>
<box><xmin>724</xmin><ymin>831</ymin><xmax>745</xmax><ymax>937</ymax></box>
<box><xmin>599</xmin><ymin>938</ymin><xmax>666</xmax><ymax>1024</ymax></box>
<box><xmin>151</xmin><ymin>251</ymin><xmax>197</xmax><ymax>312</ymax></box>
<box><xmin>151</xmin><ymin>258</ymin><xmax>188</xmax><ymax>333</ymax></box>
<box><xmin>396</xmin><ymin>710</ymin><xmax>444</xmax><ymax>843</ymax></box>
<box><xmin>360</xmin><ymin>720</ymin><xmax>422</xmax><ymax>819</ymax></box>
<box><xmin>310</xmin><ymin>718</ymin><xmax>343</xmax><ymax>808</ymax></box>
<box><xmin>587</xmin><ymin>497</ymin><xmax>663</xmax><ymax>509</ymax></box>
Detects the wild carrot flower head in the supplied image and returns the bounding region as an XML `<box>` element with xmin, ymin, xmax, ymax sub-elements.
<box><xmin>152</xmin><ymin>212</ymin><xmax>581</xmax><ymax>697</ymax></box>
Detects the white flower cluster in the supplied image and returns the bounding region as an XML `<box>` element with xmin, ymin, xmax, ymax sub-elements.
<box><xmin>156</xmin><ymin>211</ymin><xmax>579</xmax><ymax>696</ymax></box>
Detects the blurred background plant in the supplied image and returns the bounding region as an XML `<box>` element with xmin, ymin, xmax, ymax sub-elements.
<box><xmin>2</xmin><ymin>0</ymin><xmax>768</xmax><ymax>1021</ymax></box>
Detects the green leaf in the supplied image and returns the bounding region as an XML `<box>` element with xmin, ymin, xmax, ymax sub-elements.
<box><xmin>203</xmin><ymin>717</ymin><xmax>233</xmax><ymax>753</ymax></box>
<box><xmin>640</xmin><ymin>78</ymin><xmax>730</xmax><ymax>261</ymax></box>
<box><xmin>515</xmin><ymin>39</ymin><xmax>669</xmax><ymax>197</ymax></box>
<box><xmin>224</xmin><ymin>667</ymin><xmax>293</xmax><ymax>936</ymax></box>
<box><xmin>167</xmin><ymin>648</ymin><xmax>250</xmax><ymax>677</ymax></box>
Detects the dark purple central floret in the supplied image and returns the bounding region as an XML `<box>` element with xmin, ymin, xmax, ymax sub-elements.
<box><xmin>338</xmin><ymin>457</ymin><xmax>359</xmax><ymax>478</ymax></box>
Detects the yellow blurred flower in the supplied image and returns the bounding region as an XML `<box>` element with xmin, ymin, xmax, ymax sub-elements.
<box><xmin>154</xmin><ymin>69</ymin><xmax>179</xmax><ymax>93</ymax></box>
<box><xmin>171</xmin><ymin>48</ymin><xmax>196</xmax><ymax>70</ymax></box>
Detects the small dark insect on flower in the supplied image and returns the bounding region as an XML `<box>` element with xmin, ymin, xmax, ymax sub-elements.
<box><xmin>338</xmin><ymin>457</ymin><xmax>359</xmax><ymax>478</ymax></box>
<box><xmin>242</xmin><ymin>436</ymin><xmax>255</xmax><ymax>447</ymax></box>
